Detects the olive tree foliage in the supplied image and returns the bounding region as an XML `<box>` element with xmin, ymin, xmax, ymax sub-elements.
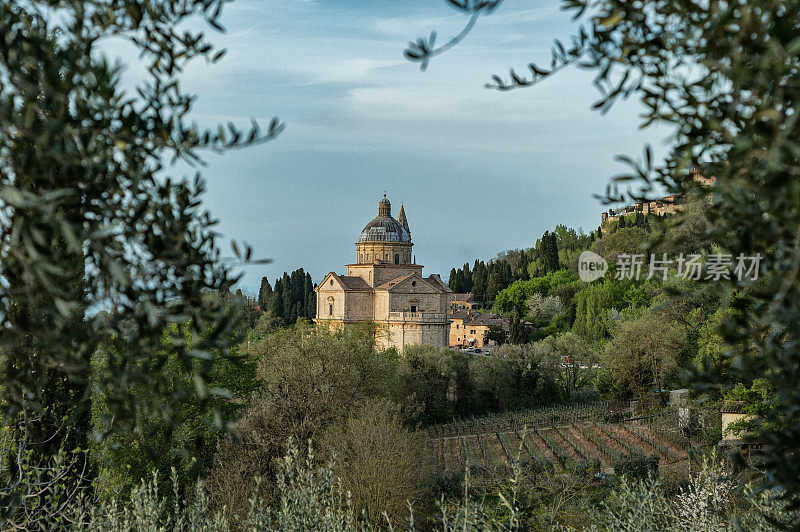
<box><xmin>409</xmin><ymin>0</ymin><xmax>800</xmax><ymax>508</ymax></box>
<box><xmin>0</xmin><ymin>422</ymin><xmax>95</xmax><ymax>530</ymax></box>
<box><xmin>0</xmin><ymin>0</ymin><xmax>282</xmax><ymax>439</ymax></box>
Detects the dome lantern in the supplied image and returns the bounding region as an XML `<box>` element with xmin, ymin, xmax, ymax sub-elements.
<box><xmin>378</xmin><ymin>194</ymin><xmax>391</xmax><ymax>217</ymax></box>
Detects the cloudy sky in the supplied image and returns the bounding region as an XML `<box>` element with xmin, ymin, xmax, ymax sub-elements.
<box><xmin>115</xmin><ymin>0</ymin><xmax>670</xmax><ymax>292</ymax></box>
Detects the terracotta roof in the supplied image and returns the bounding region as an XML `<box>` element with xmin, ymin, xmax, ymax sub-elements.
<box><xmin>374</xmin><ymin>273</ymin><xmax>416</xmax><ymax>291</ymax></box>
<box><xmin>464</xmin><ymin>312</ymin><xmax>510</xmax><ymax>331</ymax></box>
<box><xmin>318</xmin><ymin>272</ymin><xmax>372</xmax><ymax>292</ymax></box>
<box><xmin>721</xmin><ymin>401</ymin><xmax>747</xmax><ymax>414</ymax></box>
<box><xmin>338</xmin><ymin>276</ymin><xmax>372</xmax><ymax>291</ymax></box>
<box><xmin>450</xmin><ymin>310</ymin><xmax>474</xmax><ymax>321</ymax></box>
<box><xmin>425</xmin><ymin>274</ymin><xmax>451</xmax><ymax>292</ymax></box>
<box><xmin>451</xmin><ymin>293</ymin><xmax>474</xmax><ymax>302</ymax></box>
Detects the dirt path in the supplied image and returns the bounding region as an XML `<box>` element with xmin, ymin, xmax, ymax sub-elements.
<box><xmin>511</xmin><ymin>429</ymin><xmax>549</xmax><ymax>465</ymax></box>
<box><xmin>608</xmin><ymin>424</ymin><xmax>662</xmax><ymax>459</ymax></box>
<box><xmin>565</xmin><ymin>425</ymin><xmax>609</xmax><ymax>468</ymax></box>
<box><xmin>590</xmin><ymin>423</ymin><xmax>627</xmax><ymax>455</ymax></box>
<box><xmin>448</xmin><ymin>436</ymin><xmax>464</xmax><ymax>471</ymax></box>
<box><xmin>614</xmin><ymin>424</ymin><xmax>668</xmax><ymax>459</ymax></box>
<box><xmin>478</xmin><ymin>433</ymin><xmax>499</xmax><ymax>466</ymax></box>
<box><xmin>486</xmin><ymin>432</ymin><xmax>509</xmax><ymax>466</ymax></box>
<box><xmin>633</xmin><ymin>425</ymin><xmax>688</xmax><ymax>460</ymax></box>
<box><xmin>463</xmin><ymin>434</ymin><xmax>484</xmax><ymax>467</ymax></box>
<box><xmin>529</xmin><ymin>429</ymin><xmax>563</xmax><ymax>470</ymax></box>
<box><xmin>550</xmin><ymin>427</ymin><xmax>585</xmax><ymax>463</ymax></box>
<box><xmin>506</xmin><ymin>430</ymin><xmax>535</xmax><ymax>462</ymax></box>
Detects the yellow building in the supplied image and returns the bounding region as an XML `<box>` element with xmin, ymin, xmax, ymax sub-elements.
<box><xmin>449</xmin><ymin>310</ymin><xmax>509</xmax><ymax>348</ymax></box>
<box><xmin>315</xmin><ymin>196</ymin><xmax>452</xmax><ymax>352</ymax></box>
<box><xmin>450</xmin><ymin>293</ymin><xmax>476</xmax><ymax>313</ymax></box>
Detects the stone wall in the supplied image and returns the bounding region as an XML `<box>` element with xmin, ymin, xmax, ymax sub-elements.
<box><xmin>381</xmin><ymin>321</ymin><xmax>449</xmax><ymax>351</ymax></box>
<box><xmin>346</xmin><ymin>263</ymin><xmax>423</xmax><ymax>287</ymax></box>
<box><xmin>354</xmin><ymin>242</ymin><xmax>412</xmax><ymax>265</ymax></box>
<box><xmin>316</xmin><ymin>281</ymin><xmax>346</xmax><ymax>319</ymax></box>
<box><xmin>344</xmin><ymin>291</ymin><xmax>373</xmax><ymax>321</ymax></box>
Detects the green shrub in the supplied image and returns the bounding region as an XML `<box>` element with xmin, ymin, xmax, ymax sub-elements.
<box><xmin>613</xmin><ymin>451</ymin><xmax>659</xmax><ymax>481</ymax></box>
<box><xmin>431</xmin><ymin>472</ymin><xmax>465</xmax><ymax>499</ymax></box>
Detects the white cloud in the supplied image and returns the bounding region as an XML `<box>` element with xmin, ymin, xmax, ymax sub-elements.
<box><xmin>373</xmin><ymin>4</ymin><xmax>559</xmax><ymax>38</ymax></box>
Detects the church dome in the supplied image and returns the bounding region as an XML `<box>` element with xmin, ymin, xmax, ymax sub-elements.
<box><xmin>359</xmin><ymin>195</ymin><xmax>412</xmax><ymax>243</ymax></box>
<box><xmin>359</xmin><ymin>217</ymin><xmax>411</xmax><ymax>242</ymax></box>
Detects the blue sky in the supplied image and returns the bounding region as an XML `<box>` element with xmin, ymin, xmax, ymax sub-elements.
<box><xmin>114</xmin><ymin>0</ymin><xmax>670</xmax><ymax>292</ymax></box>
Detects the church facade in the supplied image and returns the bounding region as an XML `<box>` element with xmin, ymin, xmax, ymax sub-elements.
<box><xmin>315</xmin><ymin>196</ymin><xmax>452</xmax><ymax>352</ymax></box>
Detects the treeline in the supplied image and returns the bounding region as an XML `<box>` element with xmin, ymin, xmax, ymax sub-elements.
<box><xmin>447</xmin><ymin>225</ymin><xmax>596</xmax><ymax>306</ymax></box>
<box><xmin>257</xmin><ymin>268</ymin><xmax>316</xmax><ymax>324</ymax></box>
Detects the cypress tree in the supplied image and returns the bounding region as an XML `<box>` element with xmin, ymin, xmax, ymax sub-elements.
<box><xmin>486</xmin><ymin>267</ymin><xmax>503</xmax><ymax>302</ymax></box>
<box><xmin>502</xmin><ymin>260</ymin><xmax>513</xmax><ymax>286</ymax></box>
<box><xmin>518</xmin><ymin>253</ymin><xmax>530</xmax><ymax>280</ymax></box>
<box><xmin>540</xmin><ymin>231</ymin><xmax>551</xmax><ymax>273</ymax></box>
<box><xmin>258</xmin><ymin>276</ymin><xmax>273</xmax><ymax>311</ymax></box>
<box><xmin>281</xmin><ymin>272</ymin><xmax>291</xmax><ymax>321</ymax></box>
<box><xmin>448</xmin><ymin>268</ymin><xmax>459</xmax><ymax>291</ymax></box>
<box><xmin>273</xmin><ymin>279</ymin><xmax>284</xmax><ymax>319</ymax></box>
<box><xmin>472</xmin><ymin>261</ymin><xmax>487</xmax><ymax>303</ymax></box>
<box><xmin>306</xmin><ymin>291</ymin><xmax>316</xmax><ymax>319</ymax></box>
<box><xmin>304</xmin><ymin>273</ymin><xmax>313</xmax><ymax>300</ymax></box>
<box><xmin>289</xmin><ymin>270</ymin><xmax>302</xmax><ymax>306</ymax></box>
<box><xmin>534</xmin><ymin>236</ymin><xmax>543</xmax><ymax>264</ymax></box>
<box><xmin>548</xmin><ymin>232</ymin><xmax>560</xmax><ymax>272</ymax></box>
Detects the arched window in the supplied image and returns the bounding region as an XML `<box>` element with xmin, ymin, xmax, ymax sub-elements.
<box><xmin>394</xmin><ymin>254</ymin><xmax>399</xmax><ymax>265</ymax></box>
<box><xmin>329</xmin><ymin>304</ymin><xmax>333</xmax><ymax>315</ymax></box>
<box><xmin>360</xmin><ymin>253</ymin><xmax>363</xmax><ymax>263</ymax></box>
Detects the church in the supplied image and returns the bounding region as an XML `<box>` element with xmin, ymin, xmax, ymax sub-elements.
<box><xmin>315</xmin><ymin>195</ymin><xmax>452</xmax><ymax>352</ymax></box>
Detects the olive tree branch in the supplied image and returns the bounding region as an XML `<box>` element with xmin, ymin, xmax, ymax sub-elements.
<box><xmin>404</xmin><ymin>0</ymin><xmax>503</xmax><ymax>71</ymax></box>
<box><xmin>486</xmin><ymin>26</ymin><xmax>591</xmax><ymax>91</ymax></box>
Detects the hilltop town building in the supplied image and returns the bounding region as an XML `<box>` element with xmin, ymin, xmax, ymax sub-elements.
<box><xmin>315</xmin><ymin>196</ymin><xmax>452</xmax><ymax>352</ymax></box>
<box><xmin>600</xmin><ymin>167</ymin><xmax>716</xmax><ymax>232</ymax></box>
